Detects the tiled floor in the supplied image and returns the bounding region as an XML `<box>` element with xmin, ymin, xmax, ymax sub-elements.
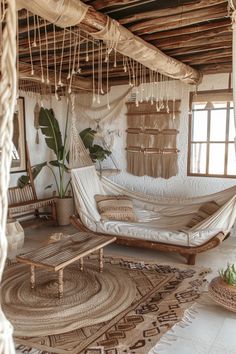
<box><xmin>16</xmin><ymin>224</ymin><xmax>236</xmax><ymax>354</ymax></box>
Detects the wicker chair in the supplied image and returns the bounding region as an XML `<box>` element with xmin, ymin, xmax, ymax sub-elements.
<box><xmin>8</xmin><ymin>184</ymin><xmax>57</xmax><ymax>226</ymax></box>
<box><xmin>8</xmin><ymin>145</ymin><xmax>57</xmax><ymax>227</ymax></box>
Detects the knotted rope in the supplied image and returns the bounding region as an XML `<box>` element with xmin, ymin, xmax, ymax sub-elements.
<box><xmin>0</xmin><ymin>0</ymin><xmax>17</xmax><ymax>352</ymax></box>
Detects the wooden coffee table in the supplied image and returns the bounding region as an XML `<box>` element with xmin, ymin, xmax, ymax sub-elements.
<box><xmin>16</xmin><ymin>232</ymin><xmax>116</xmax><ymax>298</ymax></box>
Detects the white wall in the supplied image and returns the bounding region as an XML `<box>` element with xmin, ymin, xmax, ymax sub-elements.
<box><xmin>10</xmin><ymin>94</ymin><xmax>68</xmax><ymax>199</ymax></box>
<box><xmin>77</xmin><ymin>73</ymin><xmax>236</xmax><ymax>198</ymax></box>
<box><xmin>12</xmin><ymin>73</ymin><xmax>236</xmax><ymax>201</ymax></box>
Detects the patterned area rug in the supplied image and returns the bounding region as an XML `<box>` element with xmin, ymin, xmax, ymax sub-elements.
<box><xmin>8</xmin><ymin>255</ymin><xmax>209</xmax><ymax>354</ymax></box>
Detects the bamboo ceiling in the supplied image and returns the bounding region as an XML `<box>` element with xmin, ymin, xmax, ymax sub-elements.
<box><xmin>17</xmin><ymin>0</ymin><xmax>232</xmax><ymax>94</ymax></box>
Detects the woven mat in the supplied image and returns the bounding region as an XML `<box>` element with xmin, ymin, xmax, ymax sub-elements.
<box><xmin>5</xmin><ymin>255</ymin><xmax>210</xmax><ymax>354</ymax></box>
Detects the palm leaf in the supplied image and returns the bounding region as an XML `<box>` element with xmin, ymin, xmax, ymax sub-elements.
<box><xmin>89</xmin><ymin>144</ymin><xmax>111</xmax><ymax>162</ymax></box>
<box><xmin>32</xmin><ymin>162</ymin><xmax>47</xmax><ymax>179</ymax></box>
<box><xmin>39</xmin><ymin>108</ymin><xmax>63</xmax><ymax>157</ymax></box>
<box><xmin>49</xmin><ymin>160</ymin><xmax>69</xmax><ymax>172</ymax></box>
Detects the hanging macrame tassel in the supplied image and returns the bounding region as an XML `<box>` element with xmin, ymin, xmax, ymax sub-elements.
<box><xmin>34</xmin><ymin>102</ymin><xmax>40</xmax><ymax>144</ymax></box>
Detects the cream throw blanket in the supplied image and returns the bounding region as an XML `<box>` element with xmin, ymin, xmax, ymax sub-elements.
<box><xmin>71</xmin><ymin>166</ymin><xmax>236</xmax><ymax>247</ymax></box>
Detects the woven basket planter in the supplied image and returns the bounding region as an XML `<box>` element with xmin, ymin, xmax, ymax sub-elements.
<box><xmin>209</xmin><ymin>276</ymin><xmax>236</xmax><ymax>312</ymax></box>
<box><xmin>56</xmin><ymin>197</ymin><xmax>74</xmax><ymax>226</ymax></box>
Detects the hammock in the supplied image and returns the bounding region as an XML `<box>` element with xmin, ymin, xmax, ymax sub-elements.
<box><xmin>69</xmin><ymin>94</ymin><xmax>236</xmax><ymax>264</ymax></box>
<box><xmin>71</xmin><ymin>165</ymin><xmax>236</xmax><ymax>248</ymax></box>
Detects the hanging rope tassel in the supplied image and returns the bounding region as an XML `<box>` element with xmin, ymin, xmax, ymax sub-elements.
<box><xmin>34</xmin><ymin>102</ymin><xmax>40</xmax><ymax>144</ymax></box>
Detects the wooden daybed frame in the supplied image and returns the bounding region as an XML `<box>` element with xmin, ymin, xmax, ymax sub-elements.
<box><xmin>70</xmin><ymin>215</ymin><xmax>227</xmax><ymax>265</ymax></box>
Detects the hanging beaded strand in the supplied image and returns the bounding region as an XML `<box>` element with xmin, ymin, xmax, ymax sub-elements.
<box><xmin>173</xmin><ymin>79</ymin><xmax>176</xmax><ymax>120</ymax></box>
<box><xmin>123</xmin><ymin>55</ymin><xmax>127</xmax><ymax>73</ymax></box>
<box><xmin>86</xmin><ymin>32</ymin><xmax>89</xmax><ymax>62</ymax></box>
<box><xmin>58</xmin><ymin>28</ymin><xmax>66</xmax><ymax>87</ymax></box>
<box><xmin>135</xmin><ymin>62</ymin><xmax>139</xmax><ymax>107</ymax></box>
<box><xmin>166</xmin><ymin>76</ymin><xmax>170</xmax><ymax>113</ymax></box>
<box><xmin>100</xmin><ymin>42</ymin><xmax>104</xmax><ymax>94</ymax></box>
<box><xmin>156</xmin><ymin>72</ymin><xmax>160</xmax><ymax>111</ymax></box>
<box><xmin>68</xmin><ymin>28</ymin><xmax>79</xmax><ymax>94</ymax></box>
<box><xmin>53</xmin><ymin>24</ymin><xmax>58</xmax><ymax>99</ymax></box>
<box><xmin>97</xmin><ymin>41</ymin><xmax>101</xmax><ymax>103</ymax></box>
<box><xmin>67</xmin><ymin>27</ymin><xmax>72</xmax><ymax>80</ymax></box>
<box><xmin>27</xmin><ymin>11</ymin><xmax>34</xmax><ymax>75</ymax></box>
<box><xmin>37</xmin><ymin>15</ymin><xmax>44</xmax><ymax>83</ymax></box>
<box><xmin>76</xmin><ymin>28</ymin><xmax>81</xmax><ymax>73</ymax></box>
<box><xmin>32</xmin><ymin>15</ymin><xmax>37</xmax><ymax>47</ymax></box>
<box><xmin>44</xmin><ymin>19</ymin><xmax>50</xmax><ymax>84</ymax></box>
<box><xmin>106</xmin><ymin>46</ymin><xmax>110</xmax><ymax>109</ymax></box>
<box><xmin>92</xmin><ymin>39</ymin><xmax>96</xmax><ymax>103</ymax></box>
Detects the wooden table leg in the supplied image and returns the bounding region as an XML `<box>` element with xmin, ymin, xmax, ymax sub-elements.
<box><xmin>79</xmin><ymin>258</ymin><xmax>84</xmax><ymax>271</ymax></box>
<box><xmin>58</xmin><ymin>269</ymin><xmax>64</xmax><ymax>299</ymax></box>
<box><xmin>99</xmin><ymin>248</ymin><xmax>103</xmax><ymax>273</ymax></box>
<box><xmin>30</xmin><ymin>265</ymin><xmax>35</xmax><ymax>289</ymax></box>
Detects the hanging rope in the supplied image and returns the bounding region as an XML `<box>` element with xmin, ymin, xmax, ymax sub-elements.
<box><xmin>0</xmin><ymin>0</ymin><xmax>17</xmax><ymax>352</ymax></box>
<box><xmin>69</xmin><ymin>95</ymin><xmax>94</xmax><ymax>170</ymax></box>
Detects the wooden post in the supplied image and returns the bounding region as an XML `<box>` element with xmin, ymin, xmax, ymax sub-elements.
<box><xmin>26</xmin><ymin>143</ymin><xmax>37</xmax><ymax>200</ymax></box>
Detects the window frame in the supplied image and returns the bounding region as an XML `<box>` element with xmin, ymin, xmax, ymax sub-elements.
<box><xmin>187</xmin><ymin>89</ymin><xmax>236</xmax><ymax>179</ymax></box>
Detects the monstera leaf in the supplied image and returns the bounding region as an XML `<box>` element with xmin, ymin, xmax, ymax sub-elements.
<box><xmin>39</xmin><ymin>108</ymin><xmax>63</xmax><ymax>157</ymax></box>
<box><xmin>79</xmin><ymin>128</ymin><xmax>96</xmax><ymax>149</ymax></box>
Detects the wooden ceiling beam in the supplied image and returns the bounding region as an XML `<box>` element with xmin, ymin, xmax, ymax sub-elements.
<box><xmin>19</xmin><ymin>61</ymin><xmax>96</xmax><ymax>91</ymax></box>
<box><xmin>120</xmin><ymin>0</ymin><xmax>227</xmax><ymax>25</ymax></box>
<box><xmin>17</xmin><ymin>0</ymin><xmax>201</xmax><ymax>84</ymax></box>
<box><xmin>142</xmin><ymin>18</ymin><xmax>231</xmax><ymax>41</ymax></box>
<box><xmin>197</xmin><ymin>63</ymin><xmax>232</xmax><ymax>74</ymax></box>
<box><xmin>128</xmin><ymin>3</ymin><xmax>227</xmax><ymax>33</ymax></box>
<box><xmin>130</xmin><ymin>8</ymin><xmax>228</xmax><ymax>35</ymax></box>
<box><xmin>153</xmin><ymin>27</ymin><xmax>231</xmax><ymax>49</ymax></box>
<box><xmin>165</xmin><ymin>42</ymin><xmax>232</xmax><ymax>56</ymax></box>
<box><xmin>188</xmin><ymin>56</ymin><xmax>232</xmax><ymax>65</ymax></box>
<box><xmin>179</xmin><ymin>48</ymin><xmax>232</xmax><ymax>63</ymax></box>
<box><xmin>90</xmin><ymin>0</ymin><xmax>140</xmax><ymax>11</ymax></box>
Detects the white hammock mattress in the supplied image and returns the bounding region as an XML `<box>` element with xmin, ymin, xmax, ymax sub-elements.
<box><xmin>81</xmin><ymin>214</ymin><xmax>222</xmax><ymax>247</ymax></box>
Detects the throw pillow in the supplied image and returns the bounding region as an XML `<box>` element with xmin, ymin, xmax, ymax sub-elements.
<box><xmin>186</xmin><ymin>201</ymin><xmax>220</xmax><ymax>229</ymax></box>
<box><xmin>95</xmin><ymin>195</ymin><xmax>136</xmax><ymax>221</ymax></box>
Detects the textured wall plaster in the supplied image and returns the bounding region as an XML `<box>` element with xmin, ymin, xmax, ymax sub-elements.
<box><xmin>78</xmin><ymin>73</ymin><xmax>236</xmax><ymax>199</ymax></box>
<box><xmin>10</xmin><ymin>74</ymin><xmax>236</xmax><ymax>235</ymax></box>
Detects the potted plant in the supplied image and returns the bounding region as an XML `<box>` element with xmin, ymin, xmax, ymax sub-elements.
<box><xmin>38</xmin><ymin>106</ymin><xmax>73</xmax><ymax>225</ymax></box>
<box><xmin>18</xmin><ymin>108</ymin><xmax>74</xmax><ymax>225</ymax></box>
<box><xmin>79</xmin><ymin>127</ymin><xmax>111</xmax><ymax>172</ymax></box>
<box><xmin>209</xmin><ymin>263</ymin><xmax>236</xmax><ymax>312</ymax></box>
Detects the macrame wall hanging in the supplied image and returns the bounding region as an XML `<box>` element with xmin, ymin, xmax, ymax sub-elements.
<box><xmin>126</xmin><ymin>98</ymin><xmax>181</xmax><ymax>179</ymax></box>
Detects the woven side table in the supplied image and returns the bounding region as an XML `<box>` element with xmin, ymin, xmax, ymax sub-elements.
<box><xmin>209</xmin><ymin>276</ymin><xmax>236</xmax><ymax>312</ymax></box>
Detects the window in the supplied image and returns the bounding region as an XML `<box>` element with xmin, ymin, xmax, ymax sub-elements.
<box><xmin>188</xmin><ymin>90</ymin><xmax>236</xmax><ymax>178</ymax></box>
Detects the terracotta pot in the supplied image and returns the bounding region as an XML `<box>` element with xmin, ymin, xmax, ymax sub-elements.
<box><xmin>208</xmin><ymin>276</ymin><xmax>236</xmax><ymax>312</ymax></box>
<box><xmin>56</xmin><ymin>197</ymin><xmax>74</xmax><ymax>226</ymax></box>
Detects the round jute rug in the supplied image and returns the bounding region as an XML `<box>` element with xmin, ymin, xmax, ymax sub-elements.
<box><xmin>2</xmin><ymin>261</ymin><xmax>136</xmax><ymax>337</ymax></box>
